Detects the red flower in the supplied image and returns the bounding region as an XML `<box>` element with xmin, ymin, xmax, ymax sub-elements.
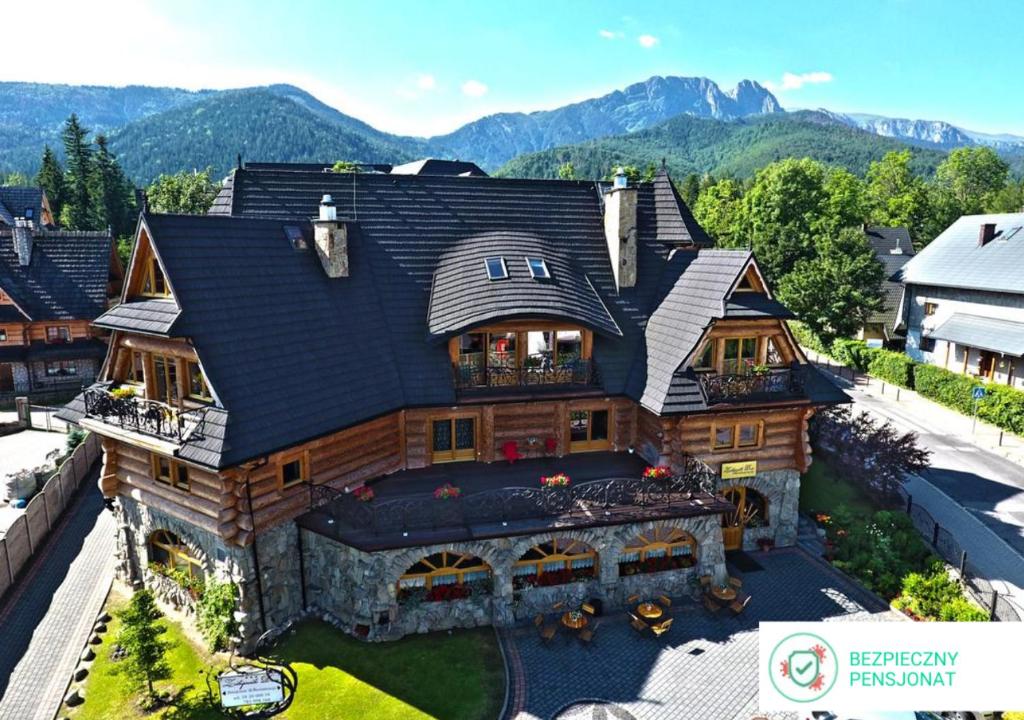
<box><xmin>643</xmin><ymin>465</ymin><xmax>672</xmax><ymax>480</ymax></box>
<box><xmin>434</xmin><ymin>483</ymin><xmax>461</xmax><ymax>500</ymax></box>
<box><xmin>353</xmin><ymin>486</ymin><xmax>374</xmax><ymax>502</ymax></box>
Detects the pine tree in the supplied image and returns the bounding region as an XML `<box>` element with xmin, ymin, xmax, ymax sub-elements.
<box><xmin>90</xmin><ymin>134</ymin><xmax>135</xmax><ymax>236</ymax></box>
<box><xmin>60</xmin><ymin>114</ymin><xmax>94</xmax><ymax>230</ymax></box>
<box><xmin>116</xmin><ymin>589</ymin><xmax>171</xmax><ymax>702</ymax></box>
<box><xmin>36</xmin><ymin>146</ymin><xmax>66</xmax><ymax>222</ymax></box>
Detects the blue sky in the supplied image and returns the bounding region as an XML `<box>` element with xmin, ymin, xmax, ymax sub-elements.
<box><xmin>5</xmin><ymin>0</ymin><xmax>1023</xmax><ymax>137</ymax></box>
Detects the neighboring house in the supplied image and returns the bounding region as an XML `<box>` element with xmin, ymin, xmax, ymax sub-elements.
<box><xmin>900</xmin><ymin>213</ymin><xmax>1024</xmax><ymax>389</ymax></box>
<box><xmin>60</xmin><ymin>166</ymin><xmax>844</xmax><ymax>648</ymax></box>
<box><xmin>857</xmin><ymin>225</ymin><xmax>915</xmax><ymax>347</ymax></box>
<box><xmin>0</xmin><ymin>187</ymin><xmax>55</xmax><ymax>229</ymax></box>
<box><xmin>0</xmin><ymin>225</ymin><xmax>120</xmax><ymax>401</ymax></box>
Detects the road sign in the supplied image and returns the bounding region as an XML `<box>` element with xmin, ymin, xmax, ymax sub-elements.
<box><xmin>219</xmin><ymin>667</ymin><xmax>284</xmax><ymax>708</ymax></box>
<box><xmin>972</xmin><ymin>386</ymin><xmax>987</xmax><ymax>400</ymax></box>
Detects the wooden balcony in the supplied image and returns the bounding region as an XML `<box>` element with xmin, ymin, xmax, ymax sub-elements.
<box><xmin>82</xmin><ymin>386</ymin><xmax>208</xmax><ymax>444</ymax></box>
<box><xmin>698</xmin><ymin>367</ymin><xmax>803</xmax><ymax>404</ymax></box>
<box><xmin>453</xmin><ymin>354</ymin><xmax>595</xmax><ymax>391</ymax></box>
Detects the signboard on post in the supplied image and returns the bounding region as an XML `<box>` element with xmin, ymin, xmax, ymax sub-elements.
<box><xmin>219</xmin><ymin>667</ymin><xmax>285</xmax><ymax>708</ymax></box>
<box><xmin>721</xmin><ymin>460</ymin><xmax>757</xmax><ymax>480</ymax></box>
<box><xmin>972</xmin><ymin>386</ymin><xmax>987</xmax><ymax>400</ymax></box>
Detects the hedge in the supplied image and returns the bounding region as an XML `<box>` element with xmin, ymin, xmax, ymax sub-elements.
<box><xmin>830</xmin><ymin>339</ymin><xmax>878</xmax><ymax>373</ymax></box>
<box><xmin>913</xmin><ymin>363</ymin><xmax>1024</xmax><ymax>435</ymax></box>
<box><xmin>787</xmin><ymin>321</ymin><xmax>829</xmax><ymax>355</ymax></box>
<box><xmin>867</xmin><ymin>349</ymin><xmax>916</xmax><ymax>388</ymax></box>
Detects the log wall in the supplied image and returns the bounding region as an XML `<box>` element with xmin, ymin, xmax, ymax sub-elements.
<box><xmin>671</xmin><ymin>406</ymin><xmax>812</xmax><ymax>474</ymax></box>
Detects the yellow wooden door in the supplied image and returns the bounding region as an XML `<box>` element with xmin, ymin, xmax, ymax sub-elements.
<box><xmin>721</xmin><ymin>487</ymin><xmax>745</xmax><ymax>551</ymax></box>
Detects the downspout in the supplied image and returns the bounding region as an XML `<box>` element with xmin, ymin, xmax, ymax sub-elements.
<box><xmin>245</xmin><ymin>473</ymin><xmax>268</xmax><ymax>634</ymax></box>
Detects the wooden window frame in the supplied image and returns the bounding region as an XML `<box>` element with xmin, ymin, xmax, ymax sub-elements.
<box><xmin>126</xmin><ymin>350</ymin><xmax>146</xmax><ymax>385</ymax></box>
<box><xmin>140</xmin><ymin>257</ymin><xmax>170</xmax><ymax>297</ymax></box>
<box><xmin>513</xmin><ymin>538</ymin><xmax>599</xmax><ymax>578</ymax></box>
<box><xmin>620</xmin><ymin>527</ymin><xmax>697</xmax><ymax>563</ymax></box>
<box><xmin>277</xmin><ymin>450</ymin><xmax>310</xmax><ymax>490</ymax></box>
<box><xmin>397</xmin><ymin>551</ymin><xmax>493</xmax><ymax>592</ymax></box>
<box><xmin>692</xmin><ymin>340</ymin><xmax>715</xmax><ymax>370</ymax></box>
<box><xmin>45</xmin><ymin>325</ymin><xmax>71</xmax><ymax>344</ymax></box>
<box><xmin>452</xmin><ymin>325</ymin><xmax>593</xmax><ymax>386</ymax></box>
<box><xmin>0</xmin><ymin>329</ymin><xmax>7</xmax><ymax>342</ymax></box>
<box><xmin>923</xmin><ymin>302</ymin><xmax>938</xmax><ymax>317</ymax></box>
<box><xmin>44</xmin><ymin>360</ymin><xmax>77</xmax><ymax>377</ymax></box>
<box><xmin>430</xmin><ymin>414</ymin><xmax>478</xmax><ymax>463</ymax></box>
<box><xmin>151</xmin><ymin>353</ymin><xmax>181</xmax><ymax>406</ymax></box>
<box><xmin>186</xmin><ymin>360</ymin><xmax>212</xmax><ymax>402</ymax></box>
<box><xmin>710</xmin><ymin>419</ymin><xmax>764</xmax><ymax>452</ymax></box>
<box><xmin>720</xmin><ymin>335</ymin><xmax>760</xmax><ymax>375</ymax></box>
<box><xmin>568</xmin><ymin>407</ymin><xmax>612</xmax><ymax>452</ymax></box>
<box><xmin>149</xmin><ymin>529</ymin><xmax>203</xmax><ymax>578</ymax></box>
<box><xmin>150</xmin><ymin>453</ymin><xmax>191</xmax><ymax>492</ymax></box>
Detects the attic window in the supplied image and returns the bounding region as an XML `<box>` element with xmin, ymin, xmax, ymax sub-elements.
<box><xmin>484</xmin><ymin>257</ymin><xmax>508</xmax><ymax>281</ymax></box>
<box><xmin>526</xmin><ymin>257</ymin><xmax>550</xmax><ymax>280</ymax></box>
<box><xmin>24</xmin><ymin>208</ymin><xmax>33</xmax><ymax>220</ymax></box>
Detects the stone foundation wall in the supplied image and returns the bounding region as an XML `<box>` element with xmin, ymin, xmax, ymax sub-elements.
<box><xmin>721</xmin><ymin>468</ymin><xmax>800</xmax><ymax>551</ymax></box>
<box><xmin>304</xmin><ymin>514</ymin><xmax>726</xmax><ymax>641</ymax></box>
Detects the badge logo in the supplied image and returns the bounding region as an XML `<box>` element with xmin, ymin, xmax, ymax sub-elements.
<box><xmin>768</xmin><ymin>632</ymin><xmax>837</xmax><ymax>702</ymax></box>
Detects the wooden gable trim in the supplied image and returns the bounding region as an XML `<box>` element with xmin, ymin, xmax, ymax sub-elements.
<box><xmin>124</xmin><ymin>218</ymin><xmax>179</xmax><ymax>304</ymax></box>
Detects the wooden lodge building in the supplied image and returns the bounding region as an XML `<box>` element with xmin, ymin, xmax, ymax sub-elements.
<box><xmin>60</xmin><ymin>163</ymin><xmax>845</xmax><ymax>645</ymax></box>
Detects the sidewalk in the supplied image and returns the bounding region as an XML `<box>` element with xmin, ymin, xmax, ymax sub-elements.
<box><xmin>804</xmin><ymin>347</ymin><xmax>1024</xmax><ymax>467</ymax></box>
<box><xmin>0</xmin><ymin>470</ymin><xmax>114</xmax><ymax>720</ymax></box>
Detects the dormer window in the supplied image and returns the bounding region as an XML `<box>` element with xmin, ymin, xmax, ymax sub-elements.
<box><xmin>526</xmin><ymin>257</ymin><xmax>550</xmax><ymax>280</ymax></box>
<box><xmin>484</xmin><ymin>257</ymin><xmax>508</xmax><ymax>281</ymax></box>
<box><xmin>141</xmin><ymin>257</ymin><xmax>168</xmax><ymax>297</ymax></box>
<box><xmin>24</xmin><ymin>208</ymin><xmax>33</xmax><ymax>220</ymax></box>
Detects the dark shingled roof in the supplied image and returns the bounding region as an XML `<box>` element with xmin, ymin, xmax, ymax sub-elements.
<box><xmin>0</xmin><ymin>229</ymin><xmax>112</xmax><ymax>321</ymax></box>
<box><xmin>725</xmin><ymin>293</ymin><xmax>795</xmax><ymax>319</ymax></box>
<box><xmin>94</xmin><ymin>298</ymin><xmax>181</xmax><ymax>336</ymax></box>
<box><xmin>427</xmin><ymin>231</ymin><xmax>621</xmax><ymax>339</ymax></box>
<box><xmin>863</xmin><ymin>226</ymin><xmax>915</xmax><ymax>334</ymax></box>
<box><xmin>0</xmin><ymin>187</ymin><xmax>44</xmax><ymax>227</ymax></box>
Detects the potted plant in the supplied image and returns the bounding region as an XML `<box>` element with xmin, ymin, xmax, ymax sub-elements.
<box><xmin>353</xmin><ymin>486</ymin><xmax>374</xmax><ymax>503</ymax></box>
<box><xmin>540</xmin><ymin>472</ymin><xmax>571</xmax><ymax>488</ymax></box>
<box><xmin>434</xmin><ymin>483</ymin><xmax>461</xmax><ymax>500</ymax></box>
<box><xmin>643</xmin><ymin>465</ymin><xmax>672</xmax><ymax>480</ymax></box>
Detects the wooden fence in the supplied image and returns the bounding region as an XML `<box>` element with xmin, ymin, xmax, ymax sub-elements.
<box><xmin>0</xmin><ymin>433</ymin><xmax>101</xmax><ymax>602</ymax></box>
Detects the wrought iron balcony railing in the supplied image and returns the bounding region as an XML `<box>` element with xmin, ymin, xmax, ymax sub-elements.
<box><xmin>699</xmin><ymin>367</ymin><xmax>803</xmax><ymax>403</ymax></box>
<box><xmin>82</xmin><ymin>386</ymin><xmax>207</xmax><ymax>443</ymax></box>
<box><xmin>454</xmin><ymin>354</ymin><xmax>594</xmax><ymax>390</ymax></box>
<box><xmin>305</xmin><ymin>456</ymin><xmax>719</xmax><ymax>537</ymax></box>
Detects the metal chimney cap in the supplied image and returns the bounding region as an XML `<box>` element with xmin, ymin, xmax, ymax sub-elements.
<box><xmin>613</xmin><ymin>167</ymin><xmax>628</xmax><ymax>190</ymax></box>
<box><xmin>320</xmin><ymin>194</ymin><xmax>335</xmax><ymax>206</ymax></box>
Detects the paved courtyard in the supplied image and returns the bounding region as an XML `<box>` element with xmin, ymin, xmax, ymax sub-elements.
<box><xmin>502</xmin><ymin>548</ymin><xmax>896</xmax><ymax>720</ymax></box>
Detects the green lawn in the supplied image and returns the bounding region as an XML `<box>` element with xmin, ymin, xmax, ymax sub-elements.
<box><xmin>69</xmin><ymin>589</ymin><xmax>505</xmax><ymax>720</ymax></box>
<box><xmin>799</xmin><ymin>459</ymin><xmax>876</xmax><ymax>517</ymax></box>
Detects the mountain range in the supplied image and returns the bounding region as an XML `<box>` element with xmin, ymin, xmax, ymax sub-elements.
<box><xmin>1</xmin><ymin>76</ymin><xmax>1022</xmax><ymax>184</ymax></box>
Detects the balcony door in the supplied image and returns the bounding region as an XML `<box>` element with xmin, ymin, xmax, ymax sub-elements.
<box><xmin>569</xmin><ymin>409</ymin><xmax>610</xmax><ymax>452</ymax></box>
<box><xmin>432</xmin><ymin>416</ymin><xmax>477</xmax><ymax>463</ymax></box>
<box><xmin>152</xmin><ymin>354</ymin><xmax>179</xmax><ymax>406</ymax></box>
<box><xmin>722</xmin><ymin>337</ymin><xmax>757</xmax><ymax>375</ymax></box>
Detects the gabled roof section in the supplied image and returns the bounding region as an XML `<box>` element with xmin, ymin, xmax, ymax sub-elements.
<box><xmin>863</xmin><ymin>225</ymin><xmax>915</xmax><ymax>333</ymax></box>
<box><xmin>427</xmin><ymin>231</ymin><xmax>621</xmax><ymax>339</ymax></box>
<box><xmin>635</xmin><ymin>169</ymin><xmax>714</xmax><ymax>248</ymax></box>
<box><xmin>640</xmin><ymin>249</ymin><xmax>754</xmax><ymax>414</ymax></box>
<box><xmin>902</xmin><ymin>213</ymin><xmax>1024</xmax><ymax>295</ymax></box>
<box><xmin>0</xmin><ymin>228</ymin><xmax>112</xmax><ymax>321</ymax></box>
<box><xmin>93</xmin><ymin>298</ymin><xmax>181</xmax><ymax>336</ymax></box>
<box><xmin>0</xmin><ymin>187</ymin><xmax>45</xmax><ymax>228</ymax></box>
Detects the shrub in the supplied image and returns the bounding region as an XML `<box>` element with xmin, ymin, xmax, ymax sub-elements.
<box><xmin>65</xmin><ymin>427</ymin><xmax>86</xmax><ymax>453</ymax></box>
<box><xmin>787</xmin><ymin>321</ymin><xmax>830</xmax><ymax>355</ymax></box>
<box><xmin>893</xmin><ymin>563</ymin><xmax>988</xmax><ymax>621</ymax></box>
<box><xmin>866</xmin><ymin>348</ymin><xmax>916</xmax><ymax>388</ymax></box>
<box><xmin>978</xmin><ymin>383</ymin><xmax>1024</xmax><ymax>436</ymax></box>
<box><xmin>116</xmin><ymin>589</ymin><xmax>171</xmax><ymax>700</ymax></box>
<box><xmin>912</xmin><ymin>363</ymin><xmax>976</xmax><ymax>415</ymax></box>
<box><xmin>197</xmin><ymin>579</ymin><xmax>239</xmax><ymax>652</ymax></box>
<box><xmin>830</xmin><ymin>338</ymin><xmax>879</xmax><ymax>372</ymax></box>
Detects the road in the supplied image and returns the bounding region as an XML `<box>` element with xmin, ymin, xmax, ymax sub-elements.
<box><xmin>815</xmin><ymin>361</ymin><xmax>1024</xmax><ymax>609</ymax></box>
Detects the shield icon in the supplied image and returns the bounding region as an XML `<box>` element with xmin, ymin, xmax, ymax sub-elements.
<box><xmin>787</xmin><ymin>650</ymin><xmax>819</xmax><ymax>687</ymax></box>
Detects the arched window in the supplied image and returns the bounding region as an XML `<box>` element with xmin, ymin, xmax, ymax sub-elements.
<box><xmin>148</xmin><ymin>529</ymin><xmax>204</xmax><ymax>580</ymax></box>
<box><xmin>618</xmin><ymin>527</ymin><xmax>698</xmax><ymax>576</ymax></box>
<box><xmin>397</xmin><ymin>551</ymin><xmax>492</xmax><ymax>603</ymax></box>
<box><xmin>722</xmin><ymin>486</ymin><xmax>769</xmax><ymax>529</ymax></box>
<box><xmin>513</xmin><ymin>538</ymin><xmax>597</xmax><ymax>589</ymax></box>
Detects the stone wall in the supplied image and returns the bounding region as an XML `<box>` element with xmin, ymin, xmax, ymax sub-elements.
<box><xmin>303</xmin><ymin>514</ymin><xmax>726</xmax><ymax>641</ymax></box>
<box><xmin>11</xmin><ymin>362</ymin><xmax>29</xmax><ymax>392</ymax></box>
<box><xmin>721</xmin><ymin>468</ymin><xmax>800</xmax><ymax>551</ymax></box>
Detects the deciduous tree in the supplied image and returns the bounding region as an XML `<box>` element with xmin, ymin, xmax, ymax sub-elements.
<box><xmin>146</xmin><ymin>169</ymin><xmax>220</xmax><ymax>215</ymax></box>
<box><xmin>935</xmin><ymin>146</ymin><xmax>1010</xmax><ymax>216</ymax></box>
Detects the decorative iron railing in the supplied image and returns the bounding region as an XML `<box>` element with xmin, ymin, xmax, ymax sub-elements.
<box><xmin>454</xmin><ymin>355</ymin><xmax>594</xmax><ymax>390</ymax></box>
<box><xmin>698</xmin><ymin>367</ymin><xmax>802</xmax><ymax>403</ymax></box>
<box><xmin>82</xmin><ymin>386</ymin><xmax>207</xmax><ymax>443</ymax></box>
<box><xmin>305</xmin><ymin>457</ymin><xmax>719</xmax><ymax>537</ymax></box>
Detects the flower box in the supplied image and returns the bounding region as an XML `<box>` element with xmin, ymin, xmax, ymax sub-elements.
<box><xmin>353</xmin><ymin>486</ymin><xmax>374</xmax><ymax>502</ymax></box>
<box><xmin>643</xmin><ymin>465</ymin><xmax>672</xmax><ymax>480</ymax></box>
<box><xmin>433</xmin><ymin>483</ymin><xmax>461</xmax><ymax>500</ymax></box>
<box><xmin>540</xmin><ymin>473</ymin><xmax>570</xmax><ymax>488</ymax></box>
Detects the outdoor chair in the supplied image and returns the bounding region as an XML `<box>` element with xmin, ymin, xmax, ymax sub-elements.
<box><xmin>579</xmin><ymin>620</ymin><xmax>599</xmax><ymax>646</ymax></box>
<box><xmin>581</xmin><ymin>602</ymin><xmax>595</xmax><ymax>615</ymax></box>
<box><xmin>552</xmin><ymin>601</ymin><xmax>565</xmax><ymax>611</ymax></box>
<box><xmin>533</xmin><ymin>614</ymin><xmax>544</xmax><ymax>628</ymax></box>
<box><xmin>544</xmin><ymin>437</ymin><xmax>558</xmax><ymax>454</ymax></box>
<box><xmin>628</xmin><ymin>613</ymin><xmax>648</xmax><ymax>634</ymax></box>
<box><xmin>699</xmin><ymin>575</ymin><xmax>712</xmax><ymax>588</ymax></box>
<box><xmin>703</xmin><ymin>595</ymin><xmax>722</xmax><ymax>616</ymax></box>
<box><xmin>728</xmin><ymin>576</ymin><xmax>743</xmax><ymax>590</ymax></box>
<box><xmin>540</xmin><ymin>623</ymin><xmax>558</xmax><ymax>643</ymax></box>
<box><xmin>626</xmin><ymin>593</ymin><xmax>641</xmax><ymax>604</ymax></box>
<box><xmin>652</xmin><ymin>618</ymin><xmax>674</xmax><ymax>637</ymax></box>
<box><xmin>657</xmin><ymin>595</ymin><xmax>672</xmax><ymax>609</ymax></box>
<box><xmin>501</xmin><ymin>440</ymin><xmax>523</xmax><ymax>464</ymax></box>
<box><xmin>730</xmin><ymin>595</ymin><xmax>751</xmax><ymax>616</ymax></box>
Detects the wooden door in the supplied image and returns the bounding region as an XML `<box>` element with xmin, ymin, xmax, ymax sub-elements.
<box><xmin>0</xmin><ymin>363</ymin><xmax>12</xmax><ymax>392</ymax></box>
<box><xmin>978</xmin><ymin>351</ymin><xmax>996</xmax><ymax>380</ymax></box>
<box><xmin>721</xmin><ymin>487</ymin><xmax>745</xmax><ymax>551</ymax></box>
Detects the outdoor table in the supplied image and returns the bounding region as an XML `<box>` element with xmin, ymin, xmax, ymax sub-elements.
<box><xmin>636</xmin><ymin>602</ymin><xmax>664</xmax><ymax>620</ymax></box>
<box><xmin>561</xmin><ymin>611</ymin><xmax>588</xmax><ymax>630</ymax></box>
<box><xmin>710</xmin><ymin>586</ymin><xmax>736</xmax><ymax>602</ymax></box>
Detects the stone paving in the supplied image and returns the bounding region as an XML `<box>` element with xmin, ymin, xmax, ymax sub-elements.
<box><xmin>502</xmin><ymin>548</ymin><xmax>896</xmax><ymax>720</ymax></box>
<box><xmin>0</xmin><ymin>470</ymin><xmax>115</xmax><ymax>720</ymax></box>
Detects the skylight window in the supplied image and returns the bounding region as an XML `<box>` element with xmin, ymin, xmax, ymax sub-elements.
<box><xmin>484</xmin><ymin>257</ymin><xmax>508</xmax><ymax>280</ymax></box>
<box><xmin>526</xmin><ymin>257</ymin><xmax>550</xmax><ymax>280</ymax></box>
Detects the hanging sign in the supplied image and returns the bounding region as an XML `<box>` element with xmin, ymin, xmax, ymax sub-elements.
<box><xmin>218</xmin><ymin>667</ymin><xmax>285</xmax><ymax>708</ymax></box>
<box><xmin>721</xmin><ymin>460</ymin><xmax>757</xmax><ymax>480</ymax></box>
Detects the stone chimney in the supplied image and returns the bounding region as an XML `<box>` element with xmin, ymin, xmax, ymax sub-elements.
<box><xmin>12</xmin><ymin>220</ymin><xmax>33</xmax><ymax>267</ymax></box>
<box><xmin>604</xmin><ymin>168</ymin><xmax>637</xmax><ymax>290</ymax></box>
<box><xmin>312</xmin><ymin>194</ymin><xmax>349</xmax><ymax>278</ymax></box>
<box><xmin>978</xmin><ymin>222</ymin><xmax>997</xmax><ymax>247</ymax></box>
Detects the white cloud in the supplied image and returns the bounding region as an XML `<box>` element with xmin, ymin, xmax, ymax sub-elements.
<box><xmin>598</xmin><ymin>29</ymin><xmax>621</xmax><ymax>39</ymax></box>
<box><xmin>763</xmin><ymin>71</ymin><xmax>834</xmax><ymax>92</ymax></box>
<box><xmin>638</xmin><ymin>34</ymin><xmax>659</xmax><ymax>48</ymax></box>
<box><xmin>416</xmin><ymin>74</ymin><xmax>436</xmax><ymax>91</ymax></box>
<box><xmin>461</xmin><ymin>80</ymin><xmax>489</xmax><ymax>98</ymax></box>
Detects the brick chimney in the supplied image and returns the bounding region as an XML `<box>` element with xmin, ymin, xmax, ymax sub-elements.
<box><xmin>12</xmin><ymin>220</ymin><xmax>33</xmax><ymax>266</ymax></box>
<box><xmin>312</xmin><ymin>194</ymin><xmax>349</xmax><ymax>278</ymax></box>
<box><xmin>978</xmin><ymin>222</ymin><xmax>997</xmax><ymax>247</ymax></box>
<box><xmin>604</xmin><ymin>168</ymin><xmax>637</xmax><ymax>290</ymax></box>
